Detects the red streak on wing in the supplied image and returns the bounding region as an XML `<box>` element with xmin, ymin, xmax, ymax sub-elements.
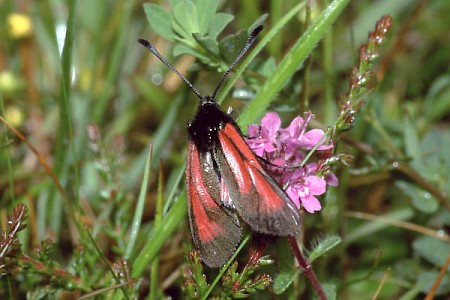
<box><xmin>218</xmin><ymin>130</ymin><xmax>253</xmax><ymax>194</ymax></box>
<box><xmin>187</xmin><ymin>143</ymin><xmax>225</xmax><ymax>243</ymax></box>
<box><xmin>222</xmin><ymin>124</ymin><xmax>265</xmax><ymax>171</ymax></box>
<box><xmin>245</xmin><ymin>161</ymin><xmax>284</xmax><ymax>211</ymax></box>
<box><xmin>219</xmin><ymin>123</ymin><xmax>300</xmax><ymax>236</ymax></box>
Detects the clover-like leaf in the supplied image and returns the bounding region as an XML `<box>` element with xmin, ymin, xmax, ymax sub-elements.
<box><xmin>168</xmin><ymin>0</ymin><xmax>182</xmax><ymax>7</ymax></box>
<box><xmin>248</xmin><ymin>13</ymin><xmax>268</xmax><ymax>32</ymax></box>
<box><xmin>173</xmin><ymin>44</ymin><xmax>209</xmax><ymax>62</ymax></box>
<box><xmin>143</xmin><ymin>3</ymin><xmax>175</xmax><ymax>41</ymax></box>
<box><xmin>172</xmin><ymin>15</ymin><xmax>194</xmax><ymax>42</ymax></box>
<box><xmin>195</xmin><ymin>0</ymin><xmax>220</xmax><ymax>34</ymax></box>
<box><xmin>218</xmin><ymin>30</ymin><xmax>248</xmax><ymax>64</ymax></box>
<box><xmin>193</xmin><ymin>33</ymin><xmax>220</xmax><ymax>57</ymax></box>
<box><xmin>173</xmin><ymin>0</ymin><xmax>199</xmax><ymax>37</ymax></box>
<box><xmin>413</xmin><ymin>236</ymin><xmax>450</xmax><ymax>268</ymax></box>
<box><xmin>207</xmin><ymin>13</ymin><xmax>234</xmax><ymax>40</ymax></box>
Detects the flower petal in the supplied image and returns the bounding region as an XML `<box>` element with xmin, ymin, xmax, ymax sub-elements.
<box><xmin>307</xmin><ymin>176</ymin><xmax>327</xmax><ymax>195</ymax></box>
<box><xmin>247</xmin><ymin>124</ymin><xmax>260</xmax><ymax>138</ymax></box>
<box><xmin>302</xmin><ymin>194</ymin><xmax>322</xmax><ymax>213</ymax></box>
<box><xmin>286</xmin><ymin>186</ymin><xmax>301</xmax><ymax>209</ymax></box>
<box><xmin>325</xmin><ymin>172</ymin><xmax>339</xmax><ymax>186</ymax></box>
<box><xmin>261</xmin><ymin>112</ymin><xmax>281</xmax><ymax>138</ymax></box>
<box><xmin>286</xmin><ymin>116</ymin><xmax>305</xmax><ymax>139</ymax></box>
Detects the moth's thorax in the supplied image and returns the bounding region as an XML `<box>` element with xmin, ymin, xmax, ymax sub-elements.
<box><xmin>188</xmin><ymin>97</ymin><xmax>234</xmax><ymax>153</ymax></box>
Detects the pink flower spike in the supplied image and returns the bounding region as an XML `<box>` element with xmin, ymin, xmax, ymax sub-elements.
<box><xmin>245</xmin><ymin>111</ymin><xmax>338</xmax><ymax>215</ymax></box>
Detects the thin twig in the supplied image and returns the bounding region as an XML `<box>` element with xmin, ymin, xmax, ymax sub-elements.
<box><xmin>425</xmin><ymin>254</ymin><xmax>450</xmax><ymax>300</ymax></box>
<box><xmin>344</xmin><ymin>210</ymin><xmax>450</xmax><ymax>242</ymax></box>
<box><xmin>288</xmin><ymin>236</ymin><xmax>326</xmax><ymax>300</ymax></box>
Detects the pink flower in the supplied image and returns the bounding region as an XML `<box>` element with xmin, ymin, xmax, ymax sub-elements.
<box><xmin>247</xmin><ymin>112</ymin><xmax>281</xmax><ymax>156</ymax></box>
<box><xmin>246</xmin><ymin>112</ymin><xmax>338</xmax><ymax>213</ymax></box>
<box><xmin>283</xmin><ymin>168</ymin><xmax>327</xmax><ymax>213</ymax></box>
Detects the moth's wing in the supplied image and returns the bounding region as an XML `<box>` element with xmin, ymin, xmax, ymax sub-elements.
<box><xmin>214</xmin><ymin>123</ymin><xmax>300</xmax><ymax>236</ymax></box>
<box><xmin>186</xmin><ymin>142</ymin><xmax>241</xmax><ymax>267</ymax></box>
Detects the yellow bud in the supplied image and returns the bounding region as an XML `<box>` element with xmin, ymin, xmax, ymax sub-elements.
<box><xmin>7</xmin><ymin>13</ymin><xmax>32</xmax><ymax>38</ymax></box>
<box><xmin>4</xmin><ymin>105</ymin><xmax>25</xmax><ymax>127</ymax></box>
<box><xmin>0</xmin><ymin>71</ymin><xmax>22</xmax><ymax>94</ymax></box>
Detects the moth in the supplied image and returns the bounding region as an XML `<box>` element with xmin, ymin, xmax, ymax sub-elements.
<box><xmin>139</xmin><ymin>25</ymin><xmax>300</xmax><ymax>267</ymax></box>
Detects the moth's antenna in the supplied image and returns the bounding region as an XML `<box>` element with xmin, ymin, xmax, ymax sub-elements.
<box><xmin>139</xmin><ymin>25</ymin><xmax>263</xmax><ymax>101</ymax></box>
<box><xmin>138</xmin><ymin>39</ymin><xmax>203</xmax><ymax>101</ymax></box>
<box><xmin>211</xmin><ymin>25</ymin><xmax>263</xmax><ymax>99</ymax></box>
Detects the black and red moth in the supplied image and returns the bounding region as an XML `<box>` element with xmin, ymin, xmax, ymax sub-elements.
<box><xmin>139</xmin><ymin>25</ymin><xmax>300</xmax><ymax>267</ymax></box>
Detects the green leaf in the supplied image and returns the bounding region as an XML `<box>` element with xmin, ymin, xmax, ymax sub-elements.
<box><xmin>125</xmin><ymin>145</ymin><xmax>152</xmax><ymax>260</ymax></box>
<box><xmin>395</xmin><ymin>260</ymin><xmax>422</xmax><ymax>282</ymax></box>
<box><xmin>413</xmin><ymin>236</ymin><xmax>450</xmax><ymax>269</ymax></box>
<box><xmin>259</xmin><ymin>57</ymin><xmax>277</xmax><ymax>77</ymax></box>
<box><xmin>218</xmin><ymin>30</ymin><xmax>248</xmax><ymax>64</ymax></box>
<box><xmin>322</xmin><ymin>282</ymin><xmax>337</xmax><ymax>300</ymax></box>
<box><xmin>272</xmin><ymin>268</ymin><xmax>298</xmax><ymax>295</ymax></box>
<box><xmin>398</xmin><ymin>285</ymin><xmax>423</xmax><ymax>300</ymax></box>
<box><xmin>272</xmin><ymin>238</ymin><xmax>297</xmax><ymax>295</ymax></box>
<box><xmin>193</xmin><ymin>33</ymin><xmax>220</xmax><ymax>57</ymax></box>
<box><xmin>172</xmin><ymin>15</ymin><xmax>193</xmax><ymax>41</ymax></box>
<box><xmin>425</xmin><ymin>75</ymin><xmax>450</xmax><ymax>122</ymax></box>
<box><xmin>395</xmin><ymin>181</ymin><xmax>439</xmax><ymax>214</ymax></box>
<box><xmin>195</xmin><ymin>0</ymin><xmax>219</xmax><ymax>35</ymax></box>
<box><xmin>309</xmin><ymin>235</ymin><xmax>341</xmax><ymax>262</ymax></box>
<box><xmin>208</xmin><ymin>13</ymin><xmax>234</xmax><ymax>40</ymax></box>
<box><xmin>419</xmin><ymin>128</ymin><xmax>450</xmax><ymax>196</ymax></box>
<box><xmin>403</xmin><ymin>114</ymin><xmax>420</xmax><ymax>164</ymax></box>
<box><xmin>248</xmin><ymin>13</ymin><xmax>269</xmax><ymax>32</ymax></box>
<box><xmin>416</xmin><ymin>271</ymin><xmax>450</xmax><ymax>296</ymax></box>
<box><xmin>143</xmin><ymin>3</ymin><xmax>175</xmax><ymax>41</ymax></box>
<box><xmin>168</xmin><ymin>0</ymin><xmax>182</xmax><ymax>7</ymax></box>
<box><xmin>173</xmin><ymin>44</ymin><xmax>209</xmax><ymax>62</ymax></box>
<box><xmin>173</xmin><ymin>0</ymin><xmax>199</xmax><ymax>36</ymax></box>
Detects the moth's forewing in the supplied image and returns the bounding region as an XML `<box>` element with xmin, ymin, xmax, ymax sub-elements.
<box><xmin>186</xmin><ymin>142</ymin><xmax>241</xmax><ymax>267</ymax></box>
<box><xmin>216</xmin><ymin>123</ymin><xmax>301</xmax><ymax>236</ymax></box>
